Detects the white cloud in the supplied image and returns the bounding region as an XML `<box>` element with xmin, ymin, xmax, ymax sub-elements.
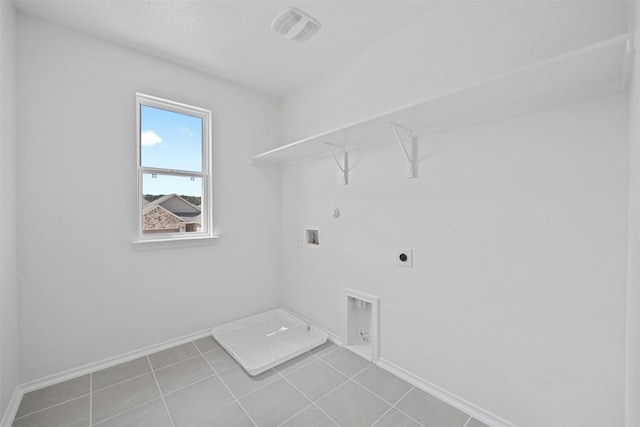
<box><xmin>141</xmin><ymin>130</ymin><xmax>162</xmax><ymax>146</ymax></box>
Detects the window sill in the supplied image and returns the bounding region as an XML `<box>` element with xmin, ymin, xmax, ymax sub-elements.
<box><xmin>132</xmin><ymin>234</ymin><xmax>220</xmax><ymax>247</ymax></box>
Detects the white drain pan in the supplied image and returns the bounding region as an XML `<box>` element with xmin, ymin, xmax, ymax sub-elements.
<box><xmin>211</xmin><ymin>309</ymin><xmax>328</xmax><ymax>376</ymax></box>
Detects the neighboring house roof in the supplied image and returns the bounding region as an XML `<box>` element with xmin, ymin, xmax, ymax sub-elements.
<box><xmin>144</xmin><ymin>194</ymin><xmax>199</xmax><ymax>213</ymax></box>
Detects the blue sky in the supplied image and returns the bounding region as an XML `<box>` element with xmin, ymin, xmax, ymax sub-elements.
<box><xmin>141</xmin><ymin>105</ymin><xmax>203</xmax><ymax>197</ymax></box>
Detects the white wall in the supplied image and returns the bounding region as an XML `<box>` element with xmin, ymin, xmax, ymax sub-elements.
<box><xmin>8</xmin><ymin>3</ymin><xmax>634</xmax><ymax>426</ymax></box>
<box><xmin>278</xmin><ymin>3</ymin><xmax>631</xmax><ymax>425</ymax></box>
<box><xmin>16</xmin><ymin>14</ymin><xmax>283</xmax><ymax>383</ymax></box>
<box><xmin>626</xmin><ymin>3</ymin><xmax>640</xmax><ymax>426</ymax></box>
<box><xmin>282</xmin><ymin>1</ymin><xmax>628</xmax><ymax>142</ymax></box>
<box><xmin>279</xmin><ymin>91</ymin><xmax>628</xmax><ymax>427</ymax></box>
<box><xmin>0</xmin><ymin>0</ymin><xmax>19</xmax><ymax>416</ymax></box>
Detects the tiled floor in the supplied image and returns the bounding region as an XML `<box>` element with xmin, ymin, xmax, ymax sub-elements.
<box><xmin>12</xmin><ymin>338</ymin><xmax>489</xmax><ymax>427</ymax></box>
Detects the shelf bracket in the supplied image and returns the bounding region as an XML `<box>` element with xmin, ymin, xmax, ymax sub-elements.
<box><xmin>323</xmin><ymin>142</ymin><xmax>348</xmax><ymax>185</ymax></box>
<box><xmin>390</xmin><ymin>122</ymin><xmax>417</xmax><ymax>178</ymax></box>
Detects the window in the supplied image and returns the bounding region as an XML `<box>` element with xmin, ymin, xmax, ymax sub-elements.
<box><xmin>136</xmin><ymin>93</ymin><xmax>213</xmax><ymax>241</ymax></box>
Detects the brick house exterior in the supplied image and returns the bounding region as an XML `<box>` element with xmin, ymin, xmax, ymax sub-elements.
<box><xmin>142</xmin><ymin>194</ymin><xmax>201</xmax><ymax>234</ymax></box>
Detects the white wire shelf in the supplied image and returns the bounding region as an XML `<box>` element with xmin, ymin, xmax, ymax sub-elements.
<box><xmin>251</xmin><ymin>33</ymin><xmax>633</xmax><ymax>171</ymax></box>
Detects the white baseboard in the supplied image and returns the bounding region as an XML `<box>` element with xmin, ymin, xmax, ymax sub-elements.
<box><xmin>1</xmin><ymin>386</ymin><xmax>23</xmax><ymax>427</ymax></box>
<box><xmin>377</xmin><ymin>357</ymin><xmax>519</xmax><ymax>427</ymax></box>
<box><xmin>20</xmin><ymin>329</ymin><xmax>213</xmax><ymax>394</ymax></box>
<box><xmin>0</xmin><ymin>327</ymin><xmax>213</xmax><ymax>427</ymax></box>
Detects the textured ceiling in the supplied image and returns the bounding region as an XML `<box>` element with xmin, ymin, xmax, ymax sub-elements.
<box><xmin>13</xmin><ymin>0</ymin><xmax>444</xmax><ymax>96</ymax></box>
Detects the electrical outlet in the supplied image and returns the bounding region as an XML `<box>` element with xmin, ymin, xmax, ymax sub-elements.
<box><xmin>395</xmin><ymin>248</ymin><xmax>413</xmax><ymax>267</ymax></box>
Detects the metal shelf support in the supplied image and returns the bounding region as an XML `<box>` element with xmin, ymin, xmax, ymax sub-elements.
<box><xmin>323</xmin><ymin>142</ymin><xmax>349</xmax><ymax>185</ymax></box>
<box><xmin>390</xmin><ymin>122</ymin><xmax>417</xmax><ymax>178</ymax></box>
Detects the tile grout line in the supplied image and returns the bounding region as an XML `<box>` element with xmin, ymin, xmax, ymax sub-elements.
<box><xmin>387</xmin><ymin>384</ymin><xmax>472</xmax><ymax>427</ymax></box>
<box><xmin>146</xmin><ymin>355</ymin><xmax>176</xmax><ymax>427</ymax></box>
<box><xmin>273</xmin><ymin>352</ymin><xmax>317</xmax><ymax>376</ymax></box>
<box><xmin>348</xmin><ymin>362</ymin><xmax>377</xmax><ymax>380</ymax></box>
<box><xmin>90</xmin><ymin>397</ymin><xmax>165</xmax><ymax>427</ymax></box>
<box><xmin>198</xmin><ymin>343</ymin><xmax>241</xmax><ymax>375</ymax></box>
<box><xmin>270</xmin><ymin>343</ymin><xmax>341</xmax><ymax>378</ymax></box>
<box><xmin>92</xmin><ymin>370</ymin><xmax>153</xmax><ymax>394</ymax></box>
<box><xmin>193</xmin><ymin>341</ymin><xmax>259</xmax><ymax>427</ymax></box>
<box><xmin>309</xmin><ymin>343</ymin><xmax>341</xmax><ymax>360</ymax></box>
<box><xmin>205</xmin><ymin>344</ymin><xmax>339</xmax><ymax>426</ymax></box>
<box><xmin>152</xmin><ymin>353</ymin><xmax>205</xmax><ymax>372</ymax></box>
<box><xmin>191</xmin><ymin>398</ymin><xmax>243</xmax><ymax>422</ymax></box>
<box><xmin>293</xmin><ymin>373</ymin><xmax>347</xmax><ymax>404</ymax></box>
<box><xmin>388</xmin><ymin>386</ymin><xmax>426</xmax><ymax>426</ymax></box>
<box><xmin>309</xmin><ymin>402</ymin><xmax>340</xmax><ymax>427</ymax></box>
<box><xmin>205</xmin><ymin>362</ymin><xmax>237</xmax><ymax>376</ymax></box>
<box><xmin>91</xmin><ymin>372</ymin><xmax>175</xmax><ymax>424</ymax></box>
<box><xmin>350</xmin><ymin>381</ymin><xmax>425</xmax><ymax>427</ymax></box>
<box><xmin>365</xmin><ymin>361</ymin><xmax>474</xmax><ymax>426</ymax></box>
<box><xmin>314</xmin><ymin>351</ymin><xmax>357</xmax><ymax>377</ymax></box>
<box><xmin>369</xmin><ymin>405</ymin><xmax>395</xmax><ymax>427</ymax></box>
<box><xmin>162</xmin><ymin>372</ymin><xmax>218</xmax><ymax>397</ymax></box>
<box><xmin>149</xmin><ymin>344</ymin><xmax>207</xmax><ymax>371</ymax></box>
<box><xmin>223</xmin><ymin>367</ymin><xmax>283</xmax><ymax>400</ymax></box>
<box><xmin>283</xmin><ymin>346</ymin><xmax>422</xmax><ymax>425</ymax></box>
<box><xmin>319</xmin><ymin>346</ymin><xmax>472</xmax><ymax>426</ymax></box>
<box><xmin>222</xmin><ymin>350</ymin><xmax>342</xmax><ymax>424</ymax></box>
<box><xmin>352</xmin><ymin>365</ymin><xmax>472</xmax><ymax>426</ymax></box>
<box><xmin>309</xmin><ymin>355</ymin><xmax>425</xmax><ymax>427</ymax></box>
<box><xmin>12</xmin><ymin>392</ymin><xmax>91</xmax><ymax>421</ymax></box>
<box><xmin>391</xmin><ymin>385</ymin><xmax>416</xmax><ymax>408</ymax></box>
<box><xmin>92</xmin><ymin>373</ymin><xmax>222</xmax><ymax>423</ymax></box>
<box><xmin>94</xmin><ymin>369</ymin><xmax>219</xmax><ymax>408</ymax></box>
<box><xmin>233</xmin><ymin>343</ymin><xmax>343</xmax><ymax>402</ymax></box>
<box><xmin>314</xmin><ymin>349</ymin><xmax>373</xmax><ymax>382</ymax></box>
<box><xmin>274</xmin><ymin>402</ymin><xmax>315</xmax><ymax>427</ymax></box>
<box><xmin>353</xmin><ymin>361</ymin><xmax>376</xmax><ymax>376</ymax></box>
<box><xmin>315</xmin><ymin>351</ymin><xmax>446</xmax><ymax>427</ymax></box>
<box><xmin>290</xmin><ymin>345</ymin><xmax>399</xmax><ymax>424</ymax></box>
<box><xmin>147</xmin><ymin>346</ymin><xmax>234</xmax><ymax>396</ymax></box>
<box><xmin>275</xmin><ymin>345</ymin><xmax>379</xmax><ymax>426</ymax></box>
<box><xmin>346</xmin><ymin>379</ymin><xmax>395</xmax><ymax>410</ymax></box>
<box><xmin>90</xmin><ymin>344</ymin><xmax>235</xmax><ymax>423</ymax></box>
<box><xmin>277</xmin><ymin>373</ymin><xmax>342</xmax><ymax>427</ymax></box>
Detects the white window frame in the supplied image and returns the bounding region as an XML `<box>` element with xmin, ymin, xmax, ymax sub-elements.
<box><xmin>135</xmin><ymin>93</ymin><xmax>214</xmax><ymax>242</ymax></box>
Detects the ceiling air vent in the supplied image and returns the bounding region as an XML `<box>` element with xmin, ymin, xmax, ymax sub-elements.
<box><xmin>271</xmin><ymin>7</ymin><xmax>321</xmax><ymax>43</ymax></box>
